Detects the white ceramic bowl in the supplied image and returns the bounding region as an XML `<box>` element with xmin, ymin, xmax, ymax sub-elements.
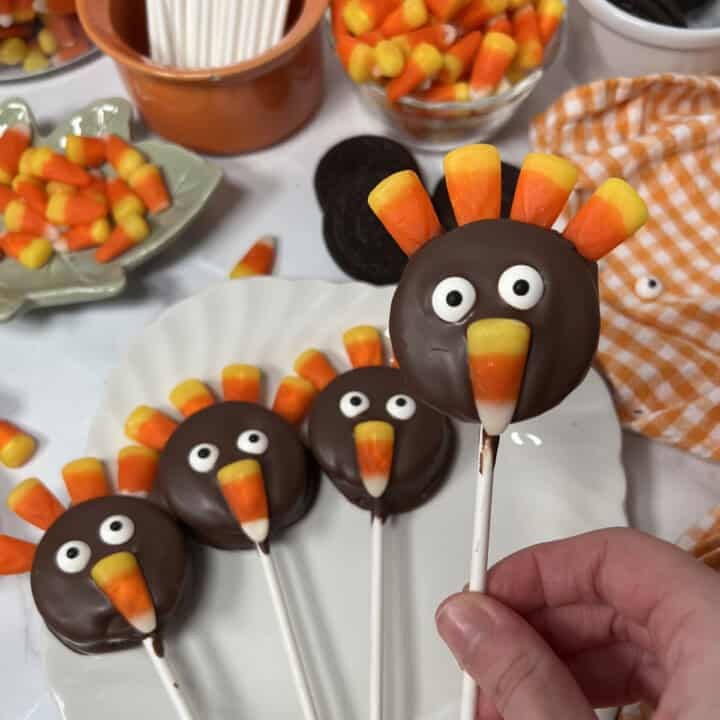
<box><xmin>568</xmin><ymin>0</ymin><xmax>720</xmax><ymax>82</ymax></box>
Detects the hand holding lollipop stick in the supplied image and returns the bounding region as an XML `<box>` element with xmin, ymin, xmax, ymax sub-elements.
<box><xmin>368</xmin><ymin>143</ymin><xmax>648</xmax><ymax>720</ymax></box>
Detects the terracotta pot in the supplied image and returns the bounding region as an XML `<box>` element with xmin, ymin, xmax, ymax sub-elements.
<box><xmin>77</xmin><ymin>0</ymin><xmax>327</xmax><ymax>154</ymax></box>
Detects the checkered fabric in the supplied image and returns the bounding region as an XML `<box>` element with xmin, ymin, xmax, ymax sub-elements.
<box><xmin>531</xmin><ymin>74</ymin><xmax>720</xmax><ymax>462</ymax></box>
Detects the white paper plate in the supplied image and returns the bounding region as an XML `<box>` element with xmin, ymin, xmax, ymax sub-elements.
<box><xmin>46</xmin><ymin>277</ymin><xmax>626</xmax><ymax>720</ymax></box>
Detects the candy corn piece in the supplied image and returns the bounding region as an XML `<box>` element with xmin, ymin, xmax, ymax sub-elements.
<box><xmin>354</xmin><ymin>421</ymin><xmax>394</xmax><ymax>498</ymax></box>
<box><xmin>64</xmin><ymin>135</ymin><xmax>106</xmax><ymax>168</ymax></box>
<box><xmin>0</xmin><ymin>420</ymin><xmax>36</xmax><ymax>468</ymax></box>
<box><xmin>35</xmin><ymin>0</ymin><xmax>78</xmax><ymax>12</ymax></box>
<box><xmin>381</xmin><ymin>0</ymin><xmax>428</xmax><ymax>36</ymax></box>
<box><xmin>466</xmin><ymin>318</ymin><xmax>530</xmax><ymax>435</ymax></box>
<box><xmin>0</xmin><ymin>36</ymin><xmax>28</xmax><ymax>64</ymax></box>
<box><xmin>343</xmin><ymin>0</ymin><xmax>394</xmax><ymax>35</ymax></box>
<box><xmin>456</xmin><ymin>0</ymin><xmax>508</xmax><ymax>30</ymax></box>
<box><xmin>368</xmin><ymin>170</ymin><xmax>441</xmax><ymax>254</ymax></box>
<box><xmin>13</xmin><ymin>0</ymin><xmax>34</xmax><ymax>24</ymax></box>
<box><xmin>124</xmin><ymin>405</ymin><xmax>178</xmax><ymax>451</ymax></box>
<box><xmin>510</xmin><ymin>152</ymin><xmax>577</xmax><ymax>228</ymax></box>
<box><xmin>7</xmin><ymin>478</ymin><xmax>64</xmax><ymax>530</ymax></box>
<box><xmin>217</xmin><ymin>459</ymin><xmax>269</xmax><ymax>543</ymax></box>
<box><xmin>29</xmin><ymin>147</ymin><xmax>91</xmax><ymax>187</ymax></box>
<box><xmin>12</xmin><ymin>175</ymin><xmax>47</xmax><ymax>215</ymax></box>
<box><xmin>23</xmin><ymin>46</ymin><xmax>48</xmax><ymax>73</ymax></box>
<box><xmin>118</xmin><ymin>446</ymin><xmax>159</xmax><ymax>495</ymax></box>
<box><xmin>0</xmin><ymin>534</ymin><xmax>36</xmax><ymax>574</ymax></box>
<box><xmin>444</xmin><ymin>144</ymin><xmax>502</xmax><ymax>225</ymax></box>
<box><xmin>0</xmin><ymin>123</ymin><xmax>30</xmax><ymax>184</ymax></box>
<box><xmin>271</xmin><ymin>376</ymin><xmax>317</xmax><ymax>425</ymax></box>
<box><xmin>91</xmin><ymin>552</ymin><xmax>157</xmax><ymax>634</ymax></box>
<box><xmin>106</xmin><ymin>177</ymin><xmax>145</xmax><ymax>222</ymax></box>
<box><xmin>294</xmin><ymin>349</ymin><xmax>338</xmax><ymax>391</ymax></box>
<box><xmin>332</xmin><ymin>0</ymin><xmax>351</xmax><ymax>36</ymax></box>
<box><xmin>418</xmin><ymin>81</ymin><xmax>470</xmax><ymax>102</ymax></box>
<box><xmin>0</xmin><ymin>0</ymin><xmax>11</xmax><ymax>27</ymax></box>
<box><xmin>563</xmin><ymin>179</ymin><xmax>648</xmax><ymax>261</ymax></box>
<box><xmin>343</xmin><ymin>325</ymin><xmax>384</xmax><ymax>368</ymax></box>
<box><xmin>169</xmin><ymin>379</ymin><xmax>215</xmax><ymax>417</ymax></box>
<box><xmin>95</xmin><ymin>214</ymin><xmax>149</xmax><ymax>263</ymax></box>
<box><xmin>426</xmin><ymin>0</ymin><xmax>471</xmax><ymax>20</ymax></box>
<box><xmin>128</xmin><ymin>164</ymin><xmax>171</xmax><ymax>214</ymax></box>
<box><xmin>538</xmin><ymin>0</ymin><xmax>565</xmax><ymax>44</ymax></box>
<box><xmin>229</xmin><ymin>235</ymin><xmax>276</xmax><ymax>278</ymax></box>
<box><xmin>0</xmin><ymin>24</ymin><xmax>35</xmax><ymax>41</ymax></box>
<box><xmin>46</xmin><ymin>180</ymin><xmax>76</xmax><ymax>195</ymax></box>
<box><xmin>358</xmin><ymin>29</ymin><xmax>385</xmax><ymax>45</ymax></box>
<box><xmin>0</xmin><ymin>184</ymin><xmax>17</xmax><ymax>212</ymax></box>
<box><xmin>57</xmin><ymin>218</ymin><xmax>111</xmax><ymax>252</ymax></box>
<box><xmin>337</xmin><ymin>34</ymin><xmax>376</xmax><ymax>82</ymax></box>
<box><xmin>487</xmin><ymin>12</ymin><xmax>513</xmax><ymax>35</ymax></box>
<box><xmin>5</xmin><ymin>199</ymin><xmax>58</xmax><ymax>240</ymax></box>
<box><xmin>394</xmin><ymin>24</ymin><xmax>457</xmax><ymax>55</ymax></box>
<box><xmin>470</xmin><ymin>31</ymin><xmax>517</xmax><ymax>96</ymax></box>
<box><xmin>513</xmin><ymin>4</ymin><xmax>543</xmax><ymax>70</ymax></box>
<box><xmin>2</xmin><ymin>232</ymin><xmax>54</xmax><ymax>269</ymax></box>
<box><xmin>62</xmin><ymin>458</ymin><xmax>109</xmax><ymax>505</ymax></box>
<box><xmin>386</xmin><ymin>42</ymin><xmax>443</xmax><ymax>102</ymax></box>
<box><xmin>222</xmin><ymin>364</ymin><xmax>261</xmax><ymax>403</ymax></box>
<box><xmin>373</xmin><ymin>39</ymin><xmax>405</xmax><ymax>77</ymax></box>
<box><xmin>438</xmin><ymin>31</ymin><xmax>483</xmax><ymax>83</ymax></box>
<box><xmin>105</xmin><ymin>134</ymin><xmax>145</xmax><ymax>181</ymax></box>
<box><xmin>46</xmin><ymin>192</ymin><xmax>107</xmax><ymax>226</ymax></box>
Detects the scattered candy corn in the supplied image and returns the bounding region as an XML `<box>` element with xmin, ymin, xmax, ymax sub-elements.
<box><xmin>354</xmin><ymin>420</ymin><xmax>394</xmax><ymax>498</ymax></box>
<box><xmin>418</xmin><ymin>81</ymin><xmax>470</xmax><ymax>102</ymax></box>
<box><xmin>512</xmin><ymin>4</ymin><xmax>543</xmax><ymax>70</ymax></box>
<box><xmin>0</xmin><ymin>184</ymin><xmax>17</xmax><ymax>212</ymax></box>
<box><xmin>169</xmin><ymin>379</ymin><xmax>215</xmax><ymax>417</ymax></box>
<box><xmin>229</xmin><ymin>235</ymin><xmax>276</xmax><ymax>278</ymax></box>
<box><xmin>470</xmin><ymin>31</ymin><xmax>517</xmax><ymax>96</ymax></box>
<box><xmin>12</xmin><ymin>174</ymin><xmax>47</xmax><ymax>215</ymax></box>
<box><xmin>217</xmin><ymin>459</ymin><xmax>269</xmax><ymax>543</ymax></box>
<box><xmin>105</xmin><ymin>134</ymin><xmax>145</xmax><ymax>181</ymax></box>
<box><xmin>5</xmin><ymin>198</ymin><xmax>57</xmax><ymax>239</ymax></box>
<box><xmin>62</xmin><ymin>458</ymin><xmax>109</xmax><ymax>505</ymax></box>
<box><xmin>487</xmin><ymin>12</ymin><xmax>513</xmax><ymax>34</ymax></box>
<box><xmin>386</xmin><ymin>42</ymin><xmax>443</xmax><ymax>102</ymax></box>
<box><xmin>29</xmin><ymin>146</ymin><xmax>91</xmax><ymax>187</ymax></box>
<box><xmin>538</xmin><ymin>0</ymin><xmax>565</xmax><ymax>44</ymax></box>
<box><xmin>456</xmin><ymin>0</ymin><xmax>508</xmax><ymax>30</ymax></box>
<box><xmin>373</xmin><ymin>39</ymin><xmax>406</xmax><ymax>77</ymax></box>
<box><xmin>46</xmin><ymin>191</ymin><xmax>107</xmax><ymax>226</ymax></box>
<box><xmin>438</xmin><ymin>30</ymin><xmax>482</xmax><ymax>83</ymax></box>
<box><xmin>343</xmin><ymin>325</ymin><xmax>384</xmax><ymax>368</ymax></box>
<box><xmin>95</xmin><ymin>214</ymin><xmax>149</xmax><ymax>263</ymax></box>
<box><xmin>444</xmin><ymin>144</ymin><xmax>501</xmax><ymax>224</ymax></box>
<box><xmin>0</xmin><ymin>124</ymin><xmax>30</xmax><ymax>185</ymax></box>
<box><xmin>1</xmin><ymin>232</ymin><xmax>53</xmax><ymax>268</ymax></box>
<box><xmin>45</xmin><ymin>180</ymin><xmax>75</xmax><ymax>195</ymax></box>
<box><xmin>37</xmin><ymin>28</ymin><xmax>57</xmax><ymax>55</ymax></box>
<box><xmin>381</xmin><ymin>0</ymin><xmax>428</xmax><ymax>36</ymax></box>
<box><xmin>64</xmin><ymin>135</ymin><xmax>106</xmax><ymax>168</ymax></box>
<box><xmin>563</xmin><ymin>179</ymin><xmax>648</xmax><ymax>261</ymax></box>
<box><xmin>124</xmin><ymin>405</ymin><xmax>178</xmax><ymax>451</ymax></box>
<box><xmin>426</xmin><ymin>0</ymin><xmax>471</xmax><ymax>20</ymax></box>
<box><xmin>294</xmin><ymin>349</ymin><xmax>338</xmax><ymax>391</ymax></box>
<box><xmin>117</xmin><ymin>445</ymin><xmax>159</xmax><ymax>495</ymax></box>
<box><xmin>337</xmin><ymin>34</ymin><xmax>377</xmax><ymax>83</ymax></box>
<box><xmin>222</xmin><ymin>364</ymin><xmax>262</xmax><ymax>403</ymax></box>
<box><xmin>106</xmin><ymin>177</ymin><xmax>145</xmax><ymax>222</ymax></box>
<box><xmin>0</xmin><ymin>420</ymin><xmax>36</xmax><ymax>468</ymax></box>
<box><xmin>57</xmin><ymin>218</ymin><xmax>111</xmax><ymax>252</ymax></box>
<box><xmin>128</xmin><ymin>164</ymin><xmax>170</xmax><ymax>214</ymax></box>
<box><xmin>272</xmin><ymin>376</ymin><xmax>317</xmax><ymax>425</ymax></box>
<box><xmin>343</xmin><ymin>0</ymin><xmax>395</xmax><ymax>35</ymax></box>
<box><xmin>0</xmin><ymin>534</ymin><xmax>36</xmax><ymax>574</ymax></box>
<box><xmin>7</xmin><ymin>478</ymin><xmax>64</xmax><ymax>530</ymax></box>
<box><xmin>0</xmin><ymin>37</ymin><xmax>28</xmax><ymax>65</ymax></box>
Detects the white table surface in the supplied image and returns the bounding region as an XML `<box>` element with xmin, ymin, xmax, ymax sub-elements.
<box><xmin>0</xmin><ymin>40</ymin><xmax>718</xmax><ymax>720</ymax></box>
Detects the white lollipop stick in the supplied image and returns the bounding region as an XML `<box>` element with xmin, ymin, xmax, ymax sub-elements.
<box><xmin>459</xmin><ymin>428</ymin><xmax>497</xmax><ymax>720</ymax></box>
<box><xmin>143</xmin><ymin>637</ymin><xmax>195</xmax><ymax>720</ymax></box>
<box><xmin>257</xmin><ymin>544</ymin><xmax>319</xmax><ymax>720</ymax></box>
<box><xmin>369</xmin><ymin>514</ymin><xmax>384</xmax><ymax>720</ymax></box>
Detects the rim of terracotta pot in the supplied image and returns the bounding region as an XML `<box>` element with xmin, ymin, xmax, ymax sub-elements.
<box><xmin>77</xmin><ymin>0</ymin><xmax>328</xmax><ymax>82</ymax></box>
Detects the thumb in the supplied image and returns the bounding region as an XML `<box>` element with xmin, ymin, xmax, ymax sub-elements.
<box><xmin>437</xmin><ymin>592</ymin><xmax>596</xmax><ymax>720</ymax></box>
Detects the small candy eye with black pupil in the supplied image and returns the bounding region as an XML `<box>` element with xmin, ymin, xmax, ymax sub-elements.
<box><xmin>446</xmin><ymin>290</ymin><xmax>463</xmax><ymax>307</ymax></box>
<box><xmin>513</xmin><ymin>279</ymin><xmax>530</xmax><ymax>296</ymax></box>
<box><xmin>56</xmin><ymin>540</ymin><xmax>91</xmax><ymax>573</ymax></box>
<box><xmin>498</xmin><ymin>265</ymin><xmax>544</xmax><ymax>310</ymax></box>
<box><xmin>432</xmin><ymin>277</ymin><xmax>477</xmax><ymax>323</ymax></box>
<box><xmin>188</xmin><ymin>443</ymin><xmax>220</xmax><ymax>473</ymax></box>
<box><xmin>100</xmin><ymin>515</ymin><xmax>135</xmax><ymax>545</ymax></box>
<box><xmin>635</xmin><ymin>276</ymin><xmax>663</xmax><ymax>300</ymax></box>
<box><xmin>386</xmin><ymin>394</ymin><xmax>416</xmax><ymax>420</ymax></box>
<box><xmin>340</xmin><ymin>391</ymin><xmax>370</xmax><ymax>418</ymax></box>
<box><xmin>237</xmin><ymin>430</ymin><xmax>269</xmax><ymax>455</ymax></box>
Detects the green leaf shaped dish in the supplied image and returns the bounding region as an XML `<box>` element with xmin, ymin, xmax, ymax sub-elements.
<box><xmin>0</xmin><ymin>97</ymin><xmax>222</xmax><ymax>322</ymax></box>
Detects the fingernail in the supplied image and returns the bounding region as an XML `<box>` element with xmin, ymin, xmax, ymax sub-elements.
<box><xmin>436</xmin><ymin>594</ymin><xmax>496</xmax><ymax>666</ymax></box>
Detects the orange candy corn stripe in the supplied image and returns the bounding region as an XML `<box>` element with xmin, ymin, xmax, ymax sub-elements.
<box><xmin>466</xmin><ymin>318</ymin><xmax>530</xmax><ymax>435</ymax></box>
<box><xmin>95</xmin><ymin>214</ymin><xmax>149</xmax><ymax>263</ymax></box>
<box><xmin>1</xmin><ymin>232</ymin><xmax>54</xmax><ymax>269</ymax></box>
<box><xmin>426</xmin><ymin>0</ymin><xmax>470</xmax><ymax>20</ymax></box>
<box><xmin>5</xmin><ymin>199</ymin><xmax>57</xmax><ymax>239</ymax></box>
<box><xmin>513</xmin><ymin>4</ymin><xmax>543</xmax><ymax>70</ymax></box>
<box><xmin>0</xmin><ymin>419</ymin><xmax>36</xmax><ymax>468</ymax></box>
<box><xmin>29</xmin><ymin>147</ymin><xmax>91</xmax><ymax>187</ymax></box>
<box><xmin>0</xmin><ymin>184</ymin><xmax>17</xmax><ymax>212</ymax></box>
<box><xmin>91</xmin><ymin>552</ymin><xmax>157</xmax><ymax>634</ymax></box>
<box><xmin>106</xmin><ymin>177</ymin><xmax>145</xmax><ymax>222</ymax></box>
<box><xmin>510</xmin><ymin>152</ymin><xmax>577</xmax><ymax>228</ymax></box>
<box><xmin>7</xmin><ymin>478</ymin><xmax>64</xmax><ymax>530</ymax></box>
<box><xmin>563</xmin><ymin>178</ymin><xmax>648</xmax><ymax>261</ymax></box>
<box><xmin>12</xmin><ymin>175</ymin><xmax>47</xmax><ymax>215</ymax></box>
<box><xmin>118</xmin><ymin>445</ymin><xmax>159</xmax><ymax>495</ymax></box>
<box><xmin>230</xmin><ymin>235</ymin><xmax>276</xmax><ymax>278</ymax></box>
<box><xmin>444</xmin><ymin>144</ymin><xmax>501</xmax><ymax>225</ymax></box>
<box><xmin>272</xmin><ymin>376</ymin><xmax>317</xmax><ymax>425</ymax></box>
<box><xmin>0</xmin><ymin>534</ymin><xmax>36</xmax><ymax>574</ymax></box>
<box><xmin>217</xmin><ymin>459</ymin><xmax>269</xmax><ymax>543</ymax></box>
<box><xmin>470</xmin><ymin>31</ymin><xmax>517</xmax><ymax>96</ymax></box>
<box><xmin>124</xmin><ymin>405</ymin><xmax>178</xmax><ymax>451</ymax></box>
<box><xmin>394</xmin><ymin>23</ymin><xmax>457</xmax><ymax>54</ymax></box>
<box><xmin>487</xmin><ymin>12</ymin><xmax>512</xmax><ymax>35</ymax></box>
<box><xmin>64</xmin><ymin>135</ymin><xmax>106</xmax><ymax>168</ymax></box>
<box><xmin>0</xmin><ymin>123</ymin><xmax>30</xmax><ymax>185</ymax></box>
<box><xmin>222</xmin><ymin>364</ymin><xmax>262</xmax><ymax>403</ymax></box>
<box><xmin>46</xmin><ymin>192</ymin><xmax>107</xmax><ymax>226</ymax></box>
<box><xmin>419</xmin><ymin>81</ymin><xmax>470</xmax><ymax>102</ymax></box>
<box><xmin>381</xmin><ymin>0</ymin><xmax>428</xmax><ymax>36</ymax></box>
<box><xmin>294</xmin><ymin>349</ymin><xmax>338</xmax><ymax>391</ymax></box>
<box><xmin>354</xmin><ymin>420</ymin><xmax>395</xmax><ymax>498</ymax></box>
<box><xmin>343</xmin><ymin>325</ymin><xmax>384</xmax><ymax>368</ymax></box>
<box><xmin>169</xmin><ymin>379</ymin><xmax>215</xmax><ymax>417</ymax></box>
<box><xmin>105</xmin><ymin>134</ymin><xmax>145</xmax><ymax>181</ymax></box>
<box><xmin>438</xmin><ymin>31</ymin><xmax>482</xmax><ymax>83</ymax></box>
<box><xmin>58</xmin><ymin>218</ymin><xmax>111</xmax><ymax>252</ymax></box>
<box><xmin>456</xmin><ymin>0</ymin><xmax>508</xmax><ymax>30</ymax></box>
<box><xmin>538</xmin><ymin>0</ymin><xmax>565</xmax><ymax>44</ymax></box>
<box><xmin>128</xmin><ymin>164</ymin><xmax>171</xmax><ymax>214</ymax></box>
<box><xmin>62</xmin><ymin>458</ymin><xmax>110</xmax><ymax>504</ymax></box>
<box><xmin>368</xmin><ymin>170</ymin><xmax>441</xmax><ymax>254</ymax></box>
<box><xmin>386</xmin><ymin>42</ymin><xmax>443</xmax><ymax>102</ymax></box>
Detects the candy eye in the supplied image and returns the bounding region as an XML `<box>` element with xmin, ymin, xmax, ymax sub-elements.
<box><xmin>340</xmin><ymin>391</ymin><xmax>370</xmax><ymax>418</ymax></box>
<box><xmin>497</xmin><ymin>265</ymin><xmax>544</xmax><ymax>310</ymax></box>
<box><xmin>99</xmin><ymin>515</ymin><xmax>135</xmax><ymax>545</ymax></box>
<box><xmin>386</xmin><ymin>394</ymin><xmax>416</xmax><ymax>421</ymax></box>
<box><xmin>635</xmin><ymin>276</ymin><xmax>663</xmax><ymax>300</ymax></box>
<box><xmin>56</xmin><ymin>540</ymin><xmax>91</xmax><ymax>574</ymax></box>
<box><xmin>431</xmin><ymin>277</ymin><xmax>476</xmax><ymax>323</ymax></box>
<box><xmin>237</xmin><ymin>429</ymin><xmax>269</xmax><ymax>455</ymax></box>
<box><xmin>188</xmin><ymin>443</ymin><xmax>220</xmax><ymax>473</ymax></box>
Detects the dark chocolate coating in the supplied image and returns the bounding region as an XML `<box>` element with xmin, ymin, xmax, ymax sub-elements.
<box><xmin>390</xmin><ymin>219</ymin><xmax>600</xmax><ymax>423</ymax></box>
<box><xmin>308</xmin><ymin>366</ymin><xmax>454</xmax><ymax>517</ymax></box>
<box><xmin>31</xmin><ymin>496</ymin><xmax>187</xmax><ymax>655</ymax></box>
<box><xmin>155</xmin><ymin>402</ymin><xmax>318</xmax><ymax>550</ymax></box>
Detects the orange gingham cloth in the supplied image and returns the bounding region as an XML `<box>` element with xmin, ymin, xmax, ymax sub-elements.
<box><xmin>531</xmin><ymin>74</ymin><xmax>720</xmax><ymax>462</ymax></box>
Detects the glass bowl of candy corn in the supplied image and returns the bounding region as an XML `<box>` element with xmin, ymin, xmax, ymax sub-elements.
<box><xmin>328</xmin><ymin>0</ymin><xmax>565</xmax><ymax>150</ymax></box>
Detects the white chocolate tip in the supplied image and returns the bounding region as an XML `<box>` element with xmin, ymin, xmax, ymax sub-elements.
<box><xmin>130</xmin><ymin>609</ymin><xmax>157</xmax><ymax>635</ymax></box>
<box><xmin>362</xmin><ymin>475</ymin><xmax>389</xmax><ymax>499</ymax></box>
<box><xmin>242</xmin><ymin>518</ymin><xmax>269</xmax><ymax>544</ymax></box>
<box><xmin>475</xmin><ymin>401</ymin><xmax>516</xmax><ymax>436</ymax></box>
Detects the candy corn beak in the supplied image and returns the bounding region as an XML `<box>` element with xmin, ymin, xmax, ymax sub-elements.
<box><xmin>466</xmin><ymin>319</ymin><xmax>531</xmax><ymax>436</ymax></box>
<box><xmin>217</xmin><ymin>459</ymin><xmax>269</xmax><ymax>544</ymax></box>
<box><xmin>354</xmin><ymin>421</ymin><xmax>395</xmax><ymax>499</ymax></box>
<box><xmin>91</xmin><ymin>552</ymin><xmax>157</xmax><ymax>635</ymax></box>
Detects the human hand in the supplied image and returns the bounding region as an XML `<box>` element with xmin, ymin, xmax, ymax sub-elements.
<box><xmin>436</xmin><ymin>527</ymin><xmax>720</xmax><ymax>719</ymax></box>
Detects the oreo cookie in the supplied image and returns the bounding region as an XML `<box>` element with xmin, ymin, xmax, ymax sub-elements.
<box><xmin>432</xmin><ymin>161</ymin><xmax>521</xmax><ymax>230</ymax></box>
